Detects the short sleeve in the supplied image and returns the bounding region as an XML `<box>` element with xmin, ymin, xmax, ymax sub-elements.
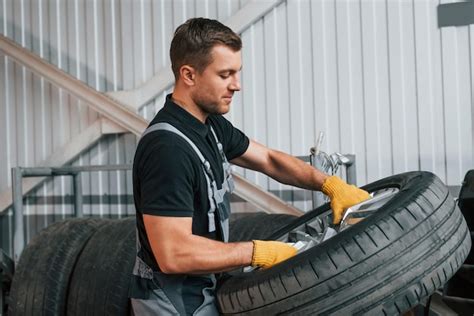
<box><xmin>210</xmin><ymin>115</ymin><xmax>249</xmax><ymax>160</ymax></box>
<box><xmin>137</xmin><ymin>140</ymin><xmax>196</xmax><ymax>217</ymax></box>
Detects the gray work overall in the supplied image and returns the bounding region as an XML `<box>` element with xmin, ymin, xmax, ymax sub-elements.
<box><xmin>131</xmin><ymin>122</ymin><xmax>234</xmax><ymax>316</ymax></box>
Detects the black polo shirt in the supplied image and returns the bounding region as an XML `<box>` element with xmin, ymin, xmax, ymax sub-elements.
<box><xmin>133</xmin><ymin>94</ymin><xmax>249</xmax><ymax>272</ymax></box>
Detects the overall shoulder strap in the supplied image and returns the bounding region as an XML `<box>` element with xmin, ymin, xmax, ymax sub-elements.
<box><xmin>209</xmin><ymin>127</ymin><xmax>226</xmax><ymax>161</ymax></box>
<box><xmin>141</xmin><ymin>122</ymin><xmax>208</xmax><ymax>166</ymax></box>
<box><xmin>209</xmin><ymin>126</ymin><xmax>234</xmax><ymax>193</ymax></box>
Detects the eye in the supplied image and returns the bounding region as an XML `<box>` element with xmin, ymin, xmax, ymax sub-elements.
<box><xmin>219</xmin><ymin>72</ymin><xmax>230</xmax><ymax>79</ymax></box>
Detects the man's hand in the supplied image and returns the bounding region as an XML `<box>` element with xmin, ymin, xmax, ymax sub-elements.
<box><xmin>322</xmin><ymin>175</ymin><xmax>370</xmax><ymax>224</ymax></box>
<box><xmin>251</xmin><ymin>240</ymin><xmax>297</xmax><ymax>269</ymax></box>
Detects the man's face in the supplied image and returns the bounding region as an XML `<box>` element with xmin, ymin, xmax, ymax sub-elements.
<box><xmin>191</xmin><ymin>45</ymin><xmax>242</xmax><ymax>116</ymax></box>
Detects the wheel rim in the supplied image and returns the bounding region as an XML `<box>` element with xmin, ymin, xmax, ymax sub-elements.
<box><xmin>242</xmin><ymin>187</ymin><xmax>399</xmax><ymax>272</ymax></box>
<box><xmin>284</xmin><ymin>187</ymin><xmax>400</xmax><ymax>253</ymax></box>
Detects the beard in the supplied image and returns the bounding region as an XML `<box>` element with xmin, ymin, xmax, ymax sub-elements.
<box><xmin>192</xmin><ymin>91</ymin><xmax>230</xmax><ymax>116</ymax></box>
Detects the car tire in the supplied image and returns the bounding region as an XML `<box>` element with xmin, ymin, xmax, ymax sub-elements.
<box><xmin>66</xmin><ymin>217</ymin><xmax>136</xmax><ymax>316</ymax></box>
<box><xmin>8</xmin><ymin>218</ymin><xmax>102</xmax><ymax>315</ymax></box>
<box><xmin>216</xmin><ymin>171</ymin><xmax>472</xmax><ymax>315</ymax></box>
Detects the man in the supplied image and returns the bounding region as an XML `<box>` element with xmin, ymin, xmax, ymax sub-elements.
<box><xmin>130</xmin><ymin>17</ymin><xmax>369</xmax><ymax>315</ymax></box>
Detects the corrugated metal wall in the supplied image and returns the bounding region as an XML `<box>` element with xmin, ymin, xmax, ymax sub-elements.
<box><xmin>0</xmin><ymin>0</ymin><xmax>249</xmax><ymax>254</ymax></box>
<box><xmin>138</xmin><ymin>0</ymin><xmax>474</xmax><ymax>211</ymax></box>
<box><xmin>238</xmin><ymin>0</ymin><xmax>471</xmax><ymax>209</ymax></box>
<box><xmin>0</xmin><ymin>0</ymin><xmax>249</xmax><ymax>194</ymax></box>
<box><xmin>1</xmin><ymin>0</ymin><xmax>473</xmax><ymax>253</ymax></box>
<box><xmin>280</xmin><ymin>0</ymin><xmax>470</xmax><ymax>208</ymax></box>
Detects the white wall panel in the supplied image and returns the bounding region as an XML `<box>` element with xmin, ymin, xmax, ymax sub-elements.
<box><xmin>310</xmin><ymin>1</ymin><xmax>342</xmax><ymax>160</ymax></box>
<box><xmin>336</xmin><ymin>0</ymin><xmax>367</xmax><ymax>184</ymax></box>
<box><xmin>360</xmin><ymin>0</ymin><xmax>392</xmax><ymax>181</ymax></box>
<box><xmin>413</xmin><ymin>0</ymin><xmax>445</xmax><ymax>179</ymax></box>
<box><xmin>387</xmin><ymin>0</ymin><xmax>420</xmax><ymax>175</ymax></box>
<box><xmin>441</xmin><ymin>25</ymin><xmax>472</xmax><ymax>184</ymax></box>
<box><xmin>262</xmin><ymin>5</ymin><xmax>292</xmax><ymax>202</ymax></box>
<box><xmin>241</xmin><ymin>21</ymin><xmax>267</xmax><ymax>187</ymax></box>
<box><xmin>286</xmin><ymin>0</ymin><xmax>315</xmax><ymax>210</ymax></box>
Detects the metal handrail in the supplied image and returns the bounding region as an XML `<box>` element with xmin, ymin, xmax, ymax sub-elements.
<box><xmin>11</xmin><ymin>165</ymin><xmax>131</xmax><ymax>262</ymax></box>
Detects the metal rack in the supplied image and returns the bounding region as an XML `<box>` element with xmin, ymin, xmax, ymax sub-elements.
<box><xmin>10</xmin><ymin>164</ymin><xmax>132</xmax><ymax>263</ymax></box>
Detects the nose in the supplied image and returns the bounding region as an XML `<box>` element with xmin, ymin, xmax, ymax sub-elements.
<box><xmin>229</xmin><ymin>74</ymin><xmax>241</xmax><ymax>91</ymax></box>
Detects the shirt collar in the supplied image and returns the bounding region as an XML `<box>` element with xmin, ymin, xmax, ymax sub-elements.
<box><xmin>164</xmin><ymin>94</ymin><xmax>210</xmax><ymax>137</ymax></box>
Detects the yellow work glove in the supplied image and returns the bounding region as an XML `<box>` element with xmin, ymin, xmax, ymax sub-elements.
<box><xmin>322</xmin><ymin>175</ymin><xmax>370</xmax><ymax>225</ymax></box>
<box><xmin>251</xmin><ymin>240</ymin><xmax>297</xmax><ymax>269</ymax></box>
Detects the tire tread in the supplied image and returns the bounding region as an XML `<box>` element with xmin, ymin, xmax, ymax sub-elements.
<box><xmin>217</xmin><ymin>172</ymin><xmax>471</xmax><ymax>315</ymax></box>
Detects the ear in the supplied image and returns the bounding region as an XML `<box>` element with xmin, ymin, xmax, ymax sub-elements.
<box><xmin>179</xmin><ymin>65</ymin><xmax>196</xmax><ymax>86</ymax></box>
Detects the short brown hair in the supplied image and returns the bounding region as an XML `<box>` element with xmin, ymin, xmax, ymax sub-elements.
<box><xmin>170</xmin><ymin>18</ymin><xmax>242</xmax><ymax>79</ymax></box>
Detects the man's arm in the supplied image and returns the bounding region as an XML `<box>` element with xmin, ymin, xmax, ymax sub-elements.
<box><xmin>143</xmin><ymin>215</ymin><xmax>295</xmax><ymax>274</ymax></box>
<box><xmin>144</xmin><ymin>215</ymin><xmax>253</xmax><ymax>274</ymax></box>
<box><xmin>231</xmin><ymin>139</ymin><xmax>328</xmax><ymax>191</ymax></box>
<box><xmin>231</xmin><ymin>139</ymin><xmax>370</xmax><ymax>224</ymax></box>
